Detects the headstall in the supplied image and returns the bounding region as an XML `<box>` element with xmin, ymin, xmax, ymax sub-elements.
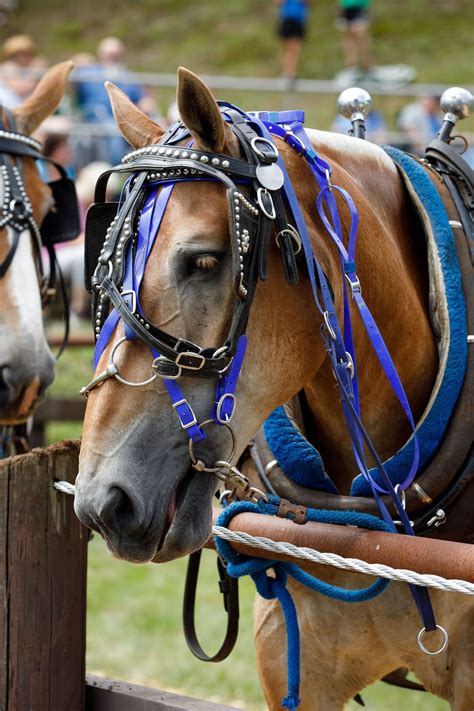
<box><xmin>0</xmin><ymin>108</ymin><xmax>80</xmax><ymax>312</ymax></box>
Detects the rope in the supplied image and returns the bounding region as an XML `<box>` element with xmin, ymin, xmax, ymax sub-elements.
<box><xmin>53</xmin><ymin>480</ymin><xmax>76</xmax><ymax>496</ymax></box>
<box><xmin>212</xmin><ymin>526</ymin><xmax>474</xmax><ymax>595</ymax></box>
<box><xmin>53</xmin><ymin>480</ymin><xmax>474</xmax><ymax>594</ymax></box>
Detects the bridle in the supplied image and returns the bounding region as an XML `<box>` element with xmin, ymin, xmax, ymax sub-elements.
<box><xmin>0</xmin><ymin>108</ymin><xmax>81</xmax><ymax>313</ymax></box>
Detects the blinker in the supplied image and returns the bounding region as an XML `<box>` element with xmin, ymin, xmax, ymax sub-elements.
<box><xmin>40</xmin><ymin>176</ymin><xmax>81</xmax><ymax>245</ymax></box>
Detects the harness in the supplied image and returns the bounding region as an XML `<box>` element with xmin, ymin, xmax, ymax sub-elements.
<box><xmin>0</xmin><ymin>109</ymin><xmax>81</xmax><ymax>307</ymax></box>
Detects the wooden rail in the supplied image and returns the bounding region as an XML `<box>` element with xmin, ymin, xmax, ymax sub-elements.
<box><xmin>0</xmin><ymin>442</ymin><xmax>239</xmax><ymax>711</ymax></box>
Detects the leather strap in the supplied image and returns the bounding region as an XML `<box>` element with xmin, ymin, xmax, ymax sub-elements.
<box><xmin>183</xmin><ymin>549</ymin><xmax>240</xmax><ymax>662</ymax></box>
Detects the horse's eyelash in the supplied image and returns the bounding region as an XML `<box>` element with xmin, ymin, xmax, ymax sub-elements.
<box><xmin>194</xmin><ymin>255</ymin><xmax>219</xmax><ymax>271</ymax></box>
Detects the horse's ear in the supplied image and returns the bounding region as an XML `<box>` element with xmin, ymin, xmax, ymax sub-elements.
<box><xmin>177</xmin><ymin>67</ymin><xmax>229</xmax><ymax>153</ymax></box>
<box><xmin>13</xmin><ymin>61</ymin><xmax>74</xmax><ymax>135</ymax></box>
<box><xmin>105</xmin><ymin>81</ymin><xmax>164</xmax><ymax>149</ymax></box>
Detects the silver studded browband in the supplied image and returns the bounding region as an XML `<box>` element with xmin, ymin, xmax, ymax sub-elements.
<box><xmin>0</xmin><ymin>130</ymin><xmax>42</xmax><ymax>153</ymax></box>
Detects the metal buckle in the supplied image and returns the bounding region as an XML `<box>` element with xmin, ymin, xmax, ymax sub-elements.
<box><xmin>275</xmin><ymin>225</ymin><xmax>302</xmax><ymax>254</ymax></box>
<box><xmin>257</xmin><ymin>188</ymin><xmax>276</xmax><ymax>220</ymax></box>
<box><xmin>121</xmin><ymin>289</ymin><xmax>137</xmax><ymax>313</ymax></box>
<box><xmin>151</xmin><ymin>356</ymin><xmax>182</xmax><ymax>380</ymax></box>
<box><xmin>345</xmin><ymin>273</ymin><xmax>361</xmax><ymax>297</ymax></box>
<box><xmin>175</xmin><ymin>351</ymin><xmax>206</xmax><ymax>371</ymax></box>
<box><xmin>323</xmin><ymin>311</ymin><xmax>337</xmax><ymax>340</ymax></box>
<box><xmin>250</xmin><ymin>136</ymin><xmax>279</xmax><ymax>163</ymax></box>
<box><xmin>216</xmin><ymin>393</ymin><xmax>236</xmax><ymax>423</ymax></box>
<box><xmin>325</xmin><ymin>168</ymin><xmax>333</xmax><ymax>192</ymax></box>
<box><xmin>172</xmin><ymin>398</ymin><xmax>198</xmax><ymax>429</ymax></box>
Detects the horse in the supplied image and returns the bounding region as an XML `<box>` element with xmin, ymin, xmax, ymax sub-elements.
<box><xmin>0</xmin><ymin>61</ymin><xmax>75</xmax><ymax>426</ymax></box>
<box><xmin>75</xmin><ymin>68</ymin><xmax>474</xmax><ymax>709</ymax></box>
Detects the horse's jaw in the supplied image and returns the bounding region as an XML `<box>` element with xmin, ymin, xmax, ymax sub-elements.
<box><xmin>75</xmin><ymin>410</ymin><xmax>222</xmax><ymax>564</ymax></box>
<box><xmin>151</xmin><ymin>467</ymin><xmax>216</xmax><ymax>563</ymax></box>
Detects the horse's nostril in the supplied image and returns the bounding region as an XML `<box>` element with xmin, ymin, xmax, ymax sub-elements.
<box><xmin>0</xmin><ymin>365</ymin><xmax>17</xmax><ymax>406</ymax></box>
<box><xmin>98</xmin><ymin>486</ymin><xmax>144</xmax><ymax>536</ymax></box>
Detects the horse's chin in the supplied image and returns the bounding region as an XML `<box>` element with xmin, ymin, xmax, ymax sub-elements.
<box><xmin>152</xmin><ymin>468</ymin><xmax>216</xmax><ymax>563</ymax></box>
<box><xmin>98</xmin><ymin>468</ymin><xmax>216</xmax><ymax>565</ymax></box>
<box><xmin>0</xmin><ymin>390</ymin><xmax>46</xmax><ymax>426</ymax></box>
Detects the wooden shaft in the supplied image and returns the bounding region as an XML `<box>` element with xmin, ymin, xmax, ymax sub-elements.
<box><xmin>207</xmin><ymin>508</ymin><xmax>474</xmax><ymax>584</ymax></box>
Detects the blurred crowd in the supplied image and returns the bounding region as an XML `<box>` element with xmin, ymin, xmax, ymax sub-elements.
<box><xmin>0</xmin><ymin>28</ymin><xmax>461</xmax><ymax>322</ymax></box>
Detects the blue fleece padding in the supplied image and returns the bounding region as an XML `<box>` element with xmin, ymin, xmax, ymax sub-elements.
<box><xmin>263</xmin><ymin>147</ymin><xmax>467</xmax><ymax>496</ymax></box>
<box><xmin>263</xmin><ymin>407</ymin><xmax>338</xmax><ymax>493</ymax></box>
<box><xmin>351</xmin><ymin>146</ymin><xmax>467</xmax><ymax>494</ymax></box>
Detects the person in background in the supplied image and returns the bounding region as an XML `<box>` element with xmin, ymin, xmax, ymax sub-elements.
<box><xmin>331</xmin><ymin>107</ymin><xmax>387</xmax><ymax>144</ymax></box>
<box><xmin>336</xmin><ymin>0</ymin><xmax>374</xmax><ymax>80</ymax></box>
<box><xmin>276</xmin><ymin>0</ymin><xmax>311</xmax><ymax>91</ymax></box>
<box><xmin>0</xmin><ymin>34</ymin><xmax>47</xmax><ymax>106</ymax></box>
<box><xmin>396</xmin><ymin>95</ymin><xmax>442</xmax><ymax>155</ymax></box>
<box><xmin>74</xmin><ymin>37</ymin><xmax>158</xmax><ymax>165</ymax></box>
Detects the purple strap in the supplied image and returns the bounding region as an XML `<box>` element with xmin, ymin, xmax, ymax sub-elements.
<box><xmin>212</xmin><ymin>336</ymin><xmax>247</xmax><ymax>423</ymax></box>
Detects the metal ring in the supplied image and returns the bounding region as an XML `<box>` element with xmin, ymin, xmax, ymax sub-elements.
<box><xmin>188</xmin><ymin>419</ymin><xmax>236</xmax><ymax>473</ymax></box>
<box><xmin>110</xmin><ymin>336</ymin><xmax>158</xmax><ymax>388</ymax></box>
<box><xmin>218</xmin><ymin>489</ymin><xmax>235</xmax><ymax>505</ymax></box>
<box><xmin>417</xmin><ymin>625</ymin><xmax>449</xmax><ymax>656</ymax></box>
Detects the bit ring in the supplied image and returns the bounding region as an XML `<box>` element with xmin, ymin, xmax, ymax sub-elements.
<box><xmin>188</xmin><ymin>419</ymin><xmax>236</xmax><ymax>472</ymax></box>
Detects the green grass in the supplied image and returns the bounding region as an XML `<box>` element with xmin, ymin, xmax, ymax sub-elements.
<box><xmin>87</xmin><ymin>536</ymin><xmax>449</xmax><ymax>710</ymax></box>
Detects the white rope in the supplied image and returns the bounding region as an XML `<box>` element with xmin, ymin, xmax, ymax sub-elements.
<box><xmin>212</xmin><ymin>526</ymin><xmax>474</xmax><ymax>595</ymax></box>
<box><xmin>53</xmin><ymin>481</ymin><xmax>474</xmax><ymax>595</ymax></box>
<box><xmin>53</xmin><ymin>480</ymin><xmax>76</xmax><ymax>496</ymax></box>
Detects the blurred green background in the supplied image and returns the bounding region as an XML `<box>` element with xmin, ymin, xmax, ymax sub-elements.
<box><xmin>4</xmin><ymin>0</ymin><xmax>474</xmax><ymax>131</ymax></box>
<box><xmin>30</xmin><ymin>0</ymin><xmax>472</xmax><ymax>707</ymax></box>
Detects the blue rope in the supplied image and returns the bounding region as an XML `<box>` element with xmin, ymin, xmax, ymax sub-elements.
<box><xmin>214</xmin><ymin>497</ymin><xmax>392</xmax><ymax>710</ymax></box>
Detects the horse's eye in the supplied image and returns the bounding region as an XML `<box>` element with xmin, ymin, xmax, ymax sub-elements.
<box><xmin>193</xmin><ymin>255</ymin><xmax>219</xmax><ymax>271</ymax></box>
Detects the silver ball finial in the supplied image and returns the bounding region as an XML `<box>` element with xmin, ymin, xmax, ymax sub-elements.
<box><xmin>440</xmin><ymin>87</ymin><xmax>474</xmax><ymax>120</ymax></box>
<box><xmin>337</xmin><ymin>87</ymin><xmax>372</xmax><ymax>120</ymax></box>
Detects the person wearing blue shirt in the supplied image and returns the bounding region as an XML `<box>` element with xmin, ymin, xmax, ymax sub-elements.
<box><xmin>276</xmin><ymin>0</ymin><xmax>312</xmax><ymax>91</ymax></box>
<box><xmin>75</xmin><ymin>37</ymin><xmax>148</xmax><ymax>165</ymax></box>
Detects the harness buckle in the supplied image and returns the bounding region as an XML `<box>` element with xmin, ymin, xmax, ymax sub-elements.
<box><xmin>216</xmin><ymin>393</ymin><xmax>236</xmax><ymax>423</ymax></box>
<box><xmin>173</xmin><ymin>398</ymin><xmax>198</xmax><ymax>430</ymax></box>
<box><xmin>152</xmin><ymin>356</ymin><xmax>182</xmax><ymax>380</ymax></box>
<box><xmin>121</xmin><ymin>288</ymin><xmax>137</xmax><ymax>314</ymax></box>
<box><xmin>275</xmin><ymin>225</ymin><xmax>302</xmax><ymax>255</ymax></box>
<box><xmin>175</xmin><ymin>351</ymin><xmax>206</xmax><ymax>371</ymax></box>
<box><xmin>257</xmin><ymin>188</ymin><xmax>276</xmax><ymax>220</ymax></box>
<box><xmin>345</xmin><ymin>273</ymin><xmax>361</xmax><ymax>298</ymax></box>
<box><xmin>323</xmin><ymin>310</ymin><xmax>337</xmax><ymax>340</ymax></box>
<box><xmin>250</xmin><ymin>136</ymin><xmax>279</xmax><ymax>163</ymax></box>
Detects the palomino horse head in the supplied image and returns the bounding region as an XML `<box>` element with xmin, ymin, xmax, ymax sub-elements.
<box><xmin>0</xmin><ymin>61</ymin><xmax>74</xmax><ymax>423</ymax></box>
<box><xmin>76</xmin><ymin>68</ymin><xmax>335</xmax><ymax>563</ymax></box>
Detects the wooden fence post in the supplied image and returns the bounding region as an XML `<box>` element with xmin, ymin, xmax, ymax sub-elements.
<box><xmin>0</xmin><ymin>440</ymin><xmax>86</xmax><ymax>711</ymax></box>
